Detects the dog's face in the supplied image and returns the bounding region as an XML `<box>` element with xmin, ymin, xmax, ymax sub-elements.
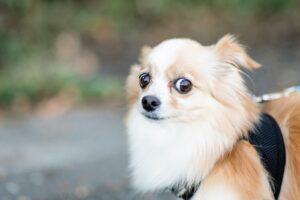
<box><xmin>127</xmin><ymin>35</ymin><xmax>260</xmax><ymax>125</ymax></box>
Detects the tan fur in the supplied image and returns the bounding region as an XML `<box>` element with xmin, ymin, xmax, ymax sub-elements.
<box><xmin>262</xmin><ymin>92</ymin><xmax>300</xmax><ymax>199</ymax></box>
<box><xmin>203</xmin><ymin>141</ymin><xmax>273</xmax><ymax>199</ymax></box>
<box><xmin>140</xmin><ymin>45</ymin><xmax>152</xmax><ymax>61</ymax></box>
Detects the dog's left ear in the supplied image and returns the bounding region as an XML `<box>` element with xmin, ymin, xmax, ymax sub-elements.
<box><xmin>215</xmin><ymin>34</ymin><xmax>261</xmax><ymax>70</ymax></box>
<box><xmin>139</xmin><ymin>45</ymin><xmax>152</xmax><ymax>64</ymax></box>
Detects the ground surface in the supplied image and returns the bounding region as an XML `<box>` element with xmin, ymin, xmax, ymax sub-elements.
<box><xmin>0</xmin><ymin>105</ymin><xmax>174</xmax><ymax>200</ymax></box>
<box><xmin>0</xmin><ymin>47</ymin><xmax>299</xmax><ymax>200</ymax></box>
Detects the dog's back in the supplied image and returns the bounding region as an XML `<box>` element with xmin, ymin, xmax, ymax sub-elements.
<box><xmin>262</xmin><ymin>92</ymin><xmax>300</xmax><ymax>199</ymax></box>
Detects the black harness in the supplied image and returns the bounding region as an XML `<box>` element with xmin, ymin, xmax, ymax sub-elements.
<box><xmin>171</xmin><ymin>113</ymin><xmax>286</xmax><ymax>200</ymax></box>
<box><xmin>247</xmin><ymin>114</ymin><xmax>286</xmax><ymax>199</ymax></box>
<box><xmin>171</xmin><ymin>184</ymin><xmax>199</xmax><ymax>200</ymax></box>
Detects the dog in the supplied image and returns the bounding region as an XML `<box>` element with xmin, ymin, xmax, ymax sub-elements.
<box><xmin>126</xmin><ymin>35</ymin><xmax>300</xmax><ymax>200</ymax></box>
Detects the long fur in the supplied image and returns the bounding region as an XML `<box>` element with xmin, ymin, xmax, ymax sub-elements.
<box><xmin>126</xmin><ymin>35</ymin><xmax>300</xmax><ymax>200</ymax></box>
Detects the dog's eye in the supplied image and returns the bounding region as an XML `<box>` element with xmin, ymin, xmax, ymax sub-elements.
<box><xmin>139</xmin><ymin>73</ymin><xmax>151</xmax><ymax>89</ymax></box>
<box><xmin>174</xmin><ymin>78</ymin><xmax>192</xmax><ymax>94</ymax></box>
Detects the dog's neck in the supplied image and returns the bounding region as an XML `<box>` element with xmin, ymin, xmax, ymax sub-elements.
<box><xmin>127</xmin><ymin>96</ymin><xmax>259</xmax><ymax>193</ymax></box>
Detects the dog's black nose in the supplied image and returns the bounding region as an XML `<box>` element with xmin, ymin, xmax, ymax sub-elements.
<box><xmin>142</xmin><ymin>95</ymin><xmax>161</xmax><ymax>111</ymax></box>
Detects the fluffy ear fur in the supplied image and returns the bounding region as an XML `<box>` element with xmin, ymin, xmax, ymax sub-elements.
<box><xmin>139</xmin><ymin>45</ymin><xmax>152</xmax><ymax>64</ymax></box>
<box><xmin>215</xmin><ymin>34</ymin><xmax>261</xmax><ymax>70</ymax></box>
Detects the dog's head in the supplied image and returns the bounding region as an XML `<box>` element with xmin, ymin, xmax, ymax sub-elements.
<box><xmin>126</xmin><ymin>35</ymin><xmax>262</xmax><ymax>191</ymax></box>
<box><xmin>127</xmin><ymin>35</ymin><xmax>259</xmax><ymax>130</ymax></box>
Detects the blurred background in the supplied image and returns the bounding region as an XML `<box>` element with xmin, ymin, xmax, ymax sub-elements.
<box><xmin>0</xmin><ymin>0</ymin><xmax>299</xmax><ymax>199</ymax></box>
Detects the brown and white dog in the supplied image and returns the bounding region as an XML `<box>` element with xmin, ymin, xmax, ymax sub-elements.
<box><xmin>126</xmin><ymin>35</ymin><xmax>300</xmax><ymax>200</ymax></box>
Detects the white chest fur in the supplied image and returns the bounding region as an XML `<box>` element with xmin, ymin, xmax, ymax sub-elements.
<box><xmin>127</xmin><ymin>108</ymin><xmax>235</xmax><ymax>192</ymax></box>
<box><xmin>193</xmin><ymin>183</ymin><xmax>240</xmax><ymax>200</ymax></box>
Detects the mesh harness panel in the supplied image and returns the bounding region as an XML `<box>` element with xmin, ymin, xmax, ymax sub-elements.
<box><xmin>247</xmin><ymin>113</ymin><xmax>286</xmax><ymax>199</ymax></box>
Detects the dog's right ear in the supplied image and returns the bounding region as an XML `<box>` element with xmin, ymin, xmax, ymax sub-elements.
<box><xmin>139</xmin><ymin>45</ymin><xmax>152</xmax><ymax>64</ymax></box>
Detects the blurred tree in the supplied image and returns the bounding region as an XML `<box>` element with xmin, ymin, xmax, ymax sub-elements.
<box><xmin>0</xmin><ymin>0</ymin><xmax>298</xmax><ymax>110</ymax></box>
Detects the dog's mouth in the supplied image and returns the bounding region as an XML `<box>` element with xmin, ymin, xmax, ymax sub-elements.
<box><xmin>142</xmin><ymin>112</ymin><xmax>166</xmax><ymax>121</ymax></box>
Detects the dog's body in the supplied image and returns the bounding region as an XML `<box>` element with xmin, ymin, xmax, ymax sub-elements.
<box><xmin>263</xmin><ymin>94</ymin><xmax>300</xmax><ymax>199</ymax></box>
<box><xmin>126</xmin><ymin>35</ymin><xmax>300</xmax><ymax>200</ymax></box>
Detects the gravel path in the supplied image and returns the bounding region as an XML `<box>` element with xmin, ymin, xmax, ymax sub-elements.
<box><xmin>0</xmin><ymin>106</ymin><xmax>174</xmax><ymax>200</ymax></box>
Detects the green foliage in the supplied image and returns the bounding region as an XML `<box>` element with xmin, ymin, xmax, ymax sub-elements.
<box><xmin>1</xmin><ymin>0</ymin><xmax>297</xmax><ymax>65</ymax></box>
<box><xmin>0</xmin><ymin>0</ymin><xmax>297</xmax><ymax>109</ymax></box>
<box><xmin>0</xmin><ymin>66</ymin><xmax>122</xmax><ymax>108</ymax></box>
<box><xmin>167</xmin><ymin>0</ymin><xmax>296</xmax><ymax>10</ymax></box>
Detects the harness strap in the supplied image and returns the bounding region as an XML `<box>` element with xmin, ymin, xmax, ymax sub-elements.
<box><xmin>171</xmin><ymin>183</ymin><xmax>200</xmax><ymax>200</ymax></box>
<box><xmin>246</xmin><ymin>114</ymin><xmax>286</xmax><ymax>199</ymax></box>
